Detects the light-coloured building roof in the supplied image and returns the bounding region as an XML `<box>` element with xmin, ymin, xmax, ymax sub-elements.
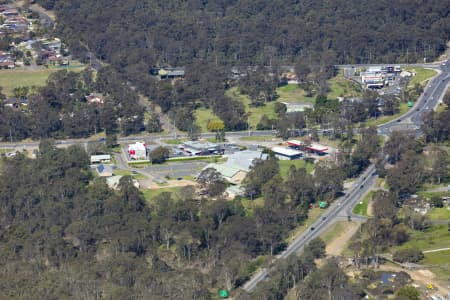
<box><xmin>206</xmin><ymin>163</ymin><xmax>241</xmax><ymax>179</ymax></box>
<box><xmin>226</xmin><ymin>150</ymin><xmax>267</xmax><ymax>172</ymax></box>
<box><xmin>90</xmin><ymin>154</ymin><xmax>111</xmax><ymax>164</ymax></box>
<box><xmin>202</xmin><ymin>150</ymin><xmax>267</xmax><ymax>184</ymax></box>
<box><xmin>272</xmin><ymin>146</ymin><xmax>302</xmax><ymax>157</ymax></box>
<box><xmin>282</xmin><ymin>102</ymin><xmax>314</xmax><ymax>113</ymax></box>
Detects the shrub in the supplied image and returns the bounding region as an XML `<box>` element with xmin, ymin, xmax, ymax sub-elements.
<box><xmin>393</xmin><ymin>248</ymin><xmax>424</xmax><ymax>263</ymax></box>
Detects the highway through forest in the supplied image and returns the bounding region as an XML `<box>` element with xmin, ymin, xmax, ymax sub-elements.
<box><xmin>242</xmin><ymin>55</ymin><xmax>450</xmax><ymax>293</ymax></box>
<box><xmin>0</xmin><ymin>55</ymin><xmax>448</xmax><ymax>294</ymax></box>
<box><xmin>242</xmin><ymin>165</ymin><xmax>377</xmax><ymax>292</ymax></box>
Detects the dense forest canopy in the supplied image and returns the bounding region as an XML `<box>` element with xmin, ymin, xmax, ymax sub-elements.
<box><xmin>0</xmin><ymin>142</ymin><xmax>352</xmax><ymax>298</ymax></box>
<box><xmin>43</xmin><ymin>0</ymin><xmax>449</xmax><ymax>68</ymax></box>
<box><xmin>31</xmin><ymin>0</ymin><xmax>450</xmax><ymax>136</ymax></box>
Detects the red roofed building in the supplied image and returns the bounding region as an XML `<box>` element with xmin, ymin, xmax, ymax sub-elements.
<box><xmin>287</xmin><ymin>140</ymin><xmax>328</xmax><ymax>155</ymax></box>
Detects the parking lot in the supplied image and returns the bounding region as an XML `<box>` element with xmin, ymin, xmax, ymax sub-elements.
<box><xmin>143</xmin><ymin>161</ymin><xmax>208</xmax><ymax>179</ymax></box>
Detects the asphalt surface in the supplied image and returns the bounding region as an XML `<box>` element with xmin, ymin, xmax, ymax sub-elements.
<box><xmin>242</xmin><ymin>165</ymin><xmax>376</xmax><ymax>292</ymax></box>
<box><xmin>377</xmin><ymin>59</ymin><xmax>450</xmax><ymax>135</ymax></box>
<box><xmin>0</xmin><ymin>130</ymin><xmax>277</xmax><ymax>150</ymax></box>
<box><xmin>1</xmin><ymin>56</ymin><xmax>449</xmax><ymax>293</ymax></box>
<box><xmin>242</xmin><ymin>56</ymin><xmax>450</xmax><ymax>293</ymax></box>
<box><xmin>144</xmin><ymin>161</ymin><xmax>207</xmax><ymax>179</ymax></box>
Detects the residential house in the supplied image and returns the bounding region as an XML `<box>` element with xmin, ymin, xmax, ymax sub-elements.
<box><xmin>282</xmin><ymin>102</ymin><xmax>314</xmax><ymax>113</ymax></box>
<box><xmin>85</xmin><ymin>93</ymin><xmax>104</xmax><ymax>104</ymax></box>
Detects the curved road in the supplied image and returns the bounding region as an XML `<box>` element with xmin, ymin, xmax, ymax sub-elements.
<box><xmin>242</xmin><ymin>55</ymin><xmax>450</xmax><ymax>293</ymax></box>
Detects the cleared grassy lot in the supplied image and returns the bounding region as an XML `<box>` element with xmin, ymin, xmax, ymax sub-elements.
<box><xmin>405</xmin><ymin>67</ymin><xmax>437</xmax><ymax>88</ymax></box>
<box><xmin>276</xmin><ymin>84</ymin><xmax>315</xmax><ymax>103</ymax></box>
<box><xmin>394</xmin><ymin>225</ymin><xmax>450</xmax><ymax>252</ymax></box>
<box><xmin>352</xmin><ymin>190</ymin><xmax>373</xmax><ymax>217</ymax></box>
<box><xmin>0</xmin><ymin>67</ymin><xmax>85</xmax><ymax>96</ymax></box>
<box><xmin>278</xmin><ymin>159</ymin><xmax>315</xmax><ymax>179</ymax></box>
<box><xmin>427</xmin><ymin>207</ymin><xmax>450</xmax><ymax>221</ymax></box>
<box><xmin>143</xmin><ymin>186</ymin><xmax>184</xmax><ymax>201</ymax></box>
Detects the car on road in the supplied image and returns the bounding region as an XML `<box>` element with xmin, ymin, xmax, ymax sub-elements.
<box><xmin>397</xmin><ymin>119</ymin><xmax>402</xmax><ymax>122</ymax></box>
<box><xmin>310</xmin><ymin>227</ymin><xmax>315</xmax><ymax>231</ymax></box>
<box><xmin>322</xmin><ymin>216</ymin><xmax>326</xmax><ymax>221</ymax></box>
<box><xmin>360</xmin><ymin>185</ymin><xmax>364</xmax><ymax>189</ymax></box>
<box><xmin>416</xmin><ymin>108</ymin><xmax>420</xmax><ymax>111</ymax></box>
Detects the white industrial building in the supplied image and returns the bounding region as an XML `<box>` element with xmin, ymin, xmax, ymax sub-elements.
<box><xmin>90</xmin><ymin>154</ymin><xmax>111</xmax><ymax>164</ymax></box>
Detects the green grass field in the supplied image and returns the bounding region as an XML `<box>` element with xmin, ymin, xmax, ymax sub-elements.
<box><xmin>164</xmin><ymin>138</ymin><xmax>186</xmax><ymax>145</ymax></box>
<box><xmin>0</xmin><ymin>67</ymin><xmax>84</xmax><ymax>96</ymax></box>
<box><xmin>327</xmin><ymin>76</ymin><xmax>363</xmax><ymax>100</ymax></box>
<box><xmin>194</xmin><ymin>107</ymin><xmax>222</xmax><ymax>132</ymax></box>
<box><xmin>394</xmin><ymin>225</ymin><xmax>450</xmax><ymax>252</ymax></box>
<box><xmin>352</xmin><ymin>190</ymin><xmax>373</xmax><ymax>216</ymax></box>
<box><xmin>276</xmin><ymin>84</ymin><xmax>315</xmax><ymax>103</ymax></box>
<box><xmin>226</xmin><ymin>87</ymin><xmax>279</xmax><ymax>129</ymax></box>
<box><xmin>405</xmin><ymin>67</ymin><xmax>438</xmax><ymax>88</ymax></box>
<box><xmin>421</xmin><ymin>250</ymin><xmax>450</xmax><ymax>278</ymax></box>
<box><xmin>143</xmin><ymin>186</ymin><xmax>184</xmax><ymax>201</ymax></box>
<box><xmin>278</xmin><ymin>159</ymin><xmax>315</xmax><ymax>179</ymax></box>
<box><xmin>240</xmin><ymin>197</ymin><xmax>265</xmax><ymax>216</ymax></box>
<box><xmin>422</xmin><ymin>249</ymin><xmax>450</xmax><ymax>265</ymax></box>
<box><xmin>427</xmin><ymin>207</ymin><xmax>450</xmax><ymax>221</ymax></box>
<box><xmin>321</xmin><ymin>221</ymin><xmax>346</xmax><ymax>244</ymax></box>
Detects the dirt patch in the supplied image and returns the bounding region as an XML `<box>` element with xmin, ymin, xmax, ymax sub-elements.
<box><xmin>325</xmin><ymin>222</ymin><xmax>360</xmax><ymax>256</ymax></box>
<box><xmin>378</xmin><ymin>265</ymin><xmax>449</xmax><ymax>295</ymax></box>
<box><xmin>367</xmin><ymin>200</ymin><xmax>374</xmax><ymax>217</ymax></box>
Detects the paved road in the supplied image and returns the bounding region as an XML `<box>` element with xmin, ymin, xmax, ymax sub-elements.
<box><xmin>243</xmin><ymin>55</ymin><xmax>450</xmax><ymax>293</ymax></box>
<box><xmin>0</xmin><ymin>130</ymin><xmax>277</xmax><ymax>150</ymax></box>
<box><xmin>242</xmin><ymin>165</ymin><xmax>376</xmax><ymax>292</ymax></box>
<box><xmin>376</xmin><ymin>59</ymin><xmax>450</xmax><ymax>135</ymax></box>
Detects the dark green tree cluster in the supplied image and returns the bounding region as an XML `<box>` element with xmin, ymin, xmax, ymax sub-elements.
<box><xmin>421</xmin><ymin>91</ymin><xmax>450</xmax><ymax>143</ymax></box>
<box><xmin>34</xmin><ymin>0</ymin><xmax>449</xmax><ymax>134</ymax></box>
<box><xmin>0</xmin><ymin>68</ymin><xmax>147</xmax><ymax>141</ymax></box>
<box><xmin>46</xmin><ymin>0</ymin><xmax>449</xmax><ymax>69</ymax></box>
<box><xmin>0</xmin><ymin>141</ymin><xmax>349</xmax><ymax>298</ymax></box>
<box><xmin>238</xmin><ymin>67</ymin><xmax>279</xmax><ymax>106</ymax></box>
